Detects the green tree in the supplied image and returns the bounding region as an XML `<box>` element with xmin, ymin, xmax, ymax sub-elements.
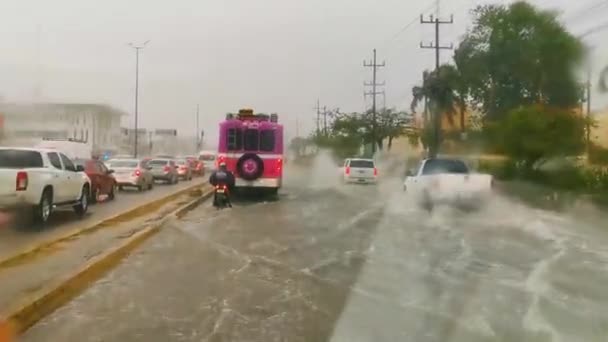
<box><xmin>455</xmin><ymin>1</ymin><xmax>584</xmax><ymax>119</ymax></box>
<box><xmin>498</xmin><ymin>105</ymin><xmax>586</xmax><ymax>167</ymax></box>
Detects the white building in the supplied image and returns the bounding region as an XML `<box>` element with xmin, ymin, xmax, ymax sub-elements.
<box><xmin>0</xmin><ymin>103</ymin><xmax>125</xmax><ymax>152</ymax></box>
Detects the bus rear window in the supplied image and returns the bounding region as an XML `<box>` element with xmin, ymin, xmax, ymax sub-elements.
<box><xmin>227</xmin><ymin>128</ymin><xmax>242</xmax><ymax>151</ymax></box>
<box><xmin>260</xmin><ymin>130</ymin><xmax>275</xmax><ymax>152</ymax></box>
<box><xmin>244</xmin><ymin>129</ymin><xmax>259</xmax><ymax>151</ymax></box>
<box><xmin>0</xmin><ymin>150</ymin><xmax>44</xmax><ymax>168</ymax></box>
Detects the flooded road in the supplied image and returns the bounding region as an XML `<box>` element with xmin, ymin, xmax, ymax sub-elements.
<box><xmin>22</xmin><ymin>161</ymin><xmax>608</xmax><ymax>342</ymax></box>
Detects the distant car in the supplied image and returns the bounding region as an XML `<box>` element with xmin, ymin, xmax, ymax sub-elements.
<box><xmin>147</xmin><ymin>158</ymin><xmax>179</xmax><ymax>184</ymax></box>
<box><xmin>183</xmin><ymin>156</ymin><xmax>204</xmax><ymax>176</ymax></box>
<box><xmin>74</xmin><ymin>158</ymin><xmax>117</xmax><ymax>203</ymax></box>
<box><xmin>175</xmin><ymin>158</ymin><xmax>193</xmax><ymax>181</ymax></box>
<box><xmin>198</xmin><ymin>151</ymin><xmax>217</xmax><ymax>172</ymax></box>
<box><xmin>105</xmin><ymin>158</ymin><xmax>154</xmax><ymax>192</ymax></box>
<box><xmin>342</xmin><ymin>158</ymin><xmax>378</xmax><ymax>184</ymax></box>
<box><xmin>403</xmin><ymin>158</ymin><xmax>494</xmax><ymax>211</ymax></box>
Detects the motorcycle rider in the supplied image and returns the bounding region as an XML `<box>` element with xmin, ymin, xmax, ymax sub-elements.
<box><xmin>209</xmin><ymin>162</ymin><xmax>235</xmax><ymax>207</ymax></box>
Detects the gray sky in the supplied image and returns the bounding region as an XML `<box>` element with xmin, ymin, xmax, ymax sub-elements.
<box><xmin>1</xmin><ymin>0</ymin><xmax>607</xmax><ymax>145</ymax></box>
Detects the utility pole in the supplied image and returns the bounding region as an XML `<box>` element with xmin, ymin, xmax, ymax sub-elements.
<box><xmin>148</xmin><ymin>131</ymin><xmax>153</xmax><ymax>154</ymax></box>
<box><xmin>363</xmin><ymin>49</ymin><xmax>385</xmax><ymax>154</ymax></box>
<box><xmin>322</xmin><ymin>105</ymin><xmax>328</xmax><ymax>136</ymax></box>
<box><xmin>314</xmin><ymin>99</ymin><xmax>322</xmax><ymax>135</ymax></box>
<box><xmin>195</xmin><ymin>104</ymin><xmax>200</xmax><ymax>152</ymax></box>
<box><xmin>586</xmin><ymin>62</ymin><xmax>592</xmax><ymax>156</ymax></box>
<box><xmin>420</xmin><ymin>13</ymin><xmax>453</xmax><ymax>158</ymax></box>
<box><xmin>128</xmin><ymin>40</ymin><xmax>150</xmax><ymax>158</ymax></box>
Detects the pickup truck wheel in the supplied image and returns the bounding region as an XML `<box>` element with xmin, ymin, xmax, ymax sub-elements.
<box><xmin>421</xmin><ymin>191</ymin><xmax>433</xmax><ymax>212</ymax></box>
<box><xmin>34</xmin><ymin>189</ymin><xmax>53</xmax><ymax>226</ymax></box>
<box><xmin>73</xmin><ymin>185</ymin><xmax>89</xmax><ymax>218</ymax></box>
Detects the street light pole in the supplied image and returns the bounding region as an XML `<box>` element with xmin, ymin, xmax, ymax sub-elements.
<box><xmin>129</xmin><ymin>40</ymin><xmax>150</xmax><ymax>158</ymax></box>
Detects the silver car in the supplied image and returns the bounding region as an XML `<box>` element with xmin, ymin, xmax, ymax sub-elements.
<box><xmin>147</xmin><ymin>158</ymin><xmax>179</xmax><ymax>184</ymax></box>
<box><xmin>105</xmin><ymin>158</ymin><xmax>154</xmax><ymax>191</ymax></box>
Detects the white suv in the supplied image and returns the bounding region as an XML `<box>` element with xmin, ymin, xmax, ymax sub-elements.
<box><xmin>342</xmin><ymin>158</ymin><xmax>378</xmax><ymax>184</ymax></box>
<box><xmin>0</xmin><ymin>147</ymin><xmax>91</xmax><ymax>225</ymax></box>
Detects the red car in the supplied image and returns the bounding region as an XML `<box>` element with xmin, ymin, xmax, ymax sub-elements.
<box><xmin>183</xmin><ymin>156</ymin><xmax>204</xmax><ymax>176</ymax></box>
<box><xmin>74</xmin><ymin>158</ymin><xmax>117</xmax><ymax>203</ymax></box>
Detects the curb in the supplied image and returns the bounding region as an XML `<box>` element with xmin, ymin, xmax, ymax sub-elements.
<box><xmin>1</xmin><ymin>188</ymin><xmax>215</xmax><ymax>335</ymax></box>
<box><xmin>0</xmin><ymin>182</ymin><xmax>206</xmax><ymax>270</ymax></box>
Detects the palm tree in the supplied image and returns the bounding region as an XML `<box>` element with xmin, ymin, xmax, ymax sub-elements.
<box><xmin>410</xmin><ymin>64</ymin><xmax>461</xmax><ymax>157</ymax></box>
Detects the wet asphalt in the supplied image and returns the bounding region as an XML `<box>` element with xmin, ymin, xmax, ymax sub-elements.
<box><xmin>21</xmin><ymin>158</ymin><xmax>608</xmax><ymax>342</ymax></box>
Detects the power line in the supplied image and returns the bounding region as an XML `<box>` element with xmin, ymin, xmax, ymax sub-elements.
<box><xmin>578</xmin><ymin>20</ymin><xmax>608</xmax><ymax>37</ymax></box>
<box><xmin>388</xmin><ymin>2</ymin><xmax>437</xmax><ymax>42</ymax></box>
<box><xmin>565</xmin><ymin>0</ymin><xmax>608</xmax><ymax>23</ymax></box>
<box><xmin>363</xmin><ymin>49</ymin><xmax>386</xmax><ymax>154</ymax></box>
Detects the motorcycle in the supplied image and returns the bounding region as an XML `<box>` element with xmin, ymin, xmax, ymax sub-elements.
<box><xmin>213</xmin><ymin>184</ymin><xmax>231</xmax><ymax>209</ymax></box>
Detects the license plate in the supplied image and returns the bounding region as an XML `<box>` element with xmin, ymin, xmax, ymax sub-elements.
<box><xmin>358</xmin><ymin>178</ymin><xmax>365</xmax><ymax>182</ymax></box>
<box><xmin>216</xmin><ymin>189</ymin><xmax>225</xmax><ymax>193</ymax></box>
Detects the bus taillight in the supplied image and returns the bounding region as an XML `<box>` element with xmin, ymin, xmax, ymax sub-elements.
<box><xmin>276</xmin><ymin>158</ymin><xmax>283</xmax><ymax>172</ymax></box>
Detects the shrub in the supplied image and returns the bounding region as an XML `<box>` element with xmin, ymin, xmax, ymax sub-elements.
<box><xmin>588</xmin><ymin>143</ymin><xmax>608</xmax><ymax>165</ymax></box>
<box><xmin>498</xmin><ymin>106</ymin><xmax>586</xmax><ymax>167</ymax></box>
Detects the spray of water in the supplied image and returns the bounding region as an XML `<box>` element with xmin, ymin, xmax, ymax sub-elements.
<box><xmin>307</xmin><ymin>149</ymin><xmax>343</xmax><ymax>190</ymax></box>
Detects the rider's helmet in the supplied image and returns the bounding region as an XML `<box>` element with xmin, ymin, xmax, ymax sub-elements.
<box><xmin>219</xmin><ymin>161</ymin><xmax>227</xmax><ymax>169</ymax></box>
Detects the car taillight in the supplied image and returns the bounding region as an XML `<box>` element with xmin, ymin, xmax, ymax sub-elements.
<box><xmin>345</xmin><ymin>166</ymin><xmax>350</xmax><ymax>175</ymax></box>
<box><xmin>374</xmin><ymin>167</ymin><xmax>378</xmax><ymax>176</ymax></box>
<box><xmin>163</xmin><ymin>165</ymin><xmax>171</xmax><ymax>173</ymax></box>
<box><xmin>16</xmin><ymin>171</ymin><xmax>28</xmax><ymax>191</ymax></box>
<box><xmin>133</xmin><ymin>169</ymin><xmax>142</xmax><ymax>177</ymax></box>
<box><xmin>277</xmin><ymin>158</ymin><xmax>283</xmax><ymax>172</ymax></box>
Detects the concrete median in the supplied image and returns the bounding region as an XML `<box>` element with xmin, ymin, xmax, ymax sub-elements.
<box><xmin>0</xmin><ymin>187</ymin><xmax>214</xmax><ymax>335</ymax></box>
<box><xmin>0</xmin><ymin>183</ymin><xmax>207</xmax><ymax>270</ymax></box>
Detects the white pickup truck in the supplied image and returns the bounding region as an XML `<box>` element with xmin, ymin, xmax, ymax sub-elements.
<box><xmin>403</xmin><ymin>158</ymin><xmax>493</xmax><ymax>211</ymax></box>
<box><xmin>0</xmin><ymin>147</ymin><xmax>91</xmax><ymax>225</ymax></box>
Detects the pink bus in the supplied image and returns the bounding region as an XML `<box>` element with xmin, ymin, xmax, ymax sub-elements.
<box><xmin>217</xmin><ymin>108</ymin><xmax>284</xmax><ymax>194</ymax></box>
